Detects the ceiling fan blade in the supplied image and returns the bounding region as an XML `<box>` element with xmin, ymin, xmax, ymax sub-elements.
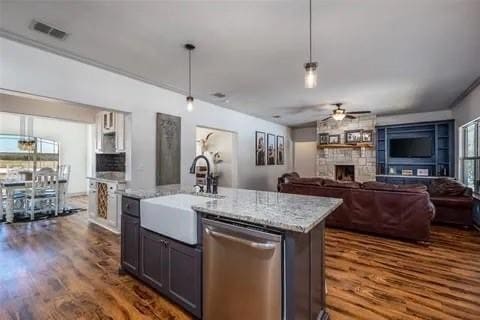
<box><xmin>347</xmin><ymin>111</ymin><xmax>371</xmax><ymax>114</ymax></box>
<box><xmin>346</xmin><ymin>115</ymin><xmax>356</xmax><ymax>119</ymax></box>
<box><xmin>321</xmin><ymin>116</ymin><xmax>332</xmax><ymax>122</ymax></box>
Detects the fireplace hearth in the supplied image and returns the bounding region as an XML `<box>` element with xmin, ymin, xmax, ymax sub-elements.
<box><xmin>336</xmin><ymin>165</ymin><xmax>355</xmax><ymax>182</ymax></box>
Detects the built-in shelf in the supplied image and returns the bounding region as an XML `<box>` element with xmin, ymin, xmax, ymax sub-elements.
<box><xmin>317</xmin><ymin>143</ymin><xmax>374</xmax><ymax>149</ymax></box>
<box><xmin>376</xmin><ymin>120</ymin><xmax>454</xmax><ymax>185</ymax></box>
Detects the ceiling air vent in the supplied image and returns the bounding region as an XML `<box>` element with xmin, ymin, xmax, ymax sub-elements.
<box><xmin>211</xmin><ymin>92</ymin><xmax>226</xmax><ymax>99</ymax></box>
<box><xmin>30</xmin><ymin>20</ymin><xmax>68</xmax><ymax>40</ymax></box>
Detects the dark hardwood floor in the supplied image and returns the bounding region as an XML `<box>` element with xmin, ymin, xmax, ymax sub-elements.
<box><xmin>326</xmin><ymin>227</ymin><xmax>480</xmax><ymax>320</ymax></box>
<box><xmin>0</xmin><ymin>205</ymin><xmax>479</xmax><ymax>319</ymax></box>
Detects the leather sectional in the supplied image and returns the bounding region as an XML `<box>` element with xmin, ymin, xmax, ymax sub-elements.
<box><xmin>278</xmin><ymin>173</ymin><xmax>435</xmax><ymax>242</ymax></box>
<box><xmin>279</xmin><ymin>173</ymin><xmax>479</xmax><ymax>241</ymax></box>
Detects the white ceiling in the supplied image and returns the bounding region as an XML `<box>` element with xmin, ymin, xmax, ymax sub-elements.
<box><xmin>1</xmin><ymin>0</ymin><xmax>479</xmax><ymax>126</ymax></box>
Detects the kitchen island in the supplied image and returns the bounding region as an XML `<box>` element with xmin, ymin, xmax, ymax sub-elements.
<box><xmin>118</xmin><ymin>185</ymin><xmax>342</xmax><ymax>320</ymax></box>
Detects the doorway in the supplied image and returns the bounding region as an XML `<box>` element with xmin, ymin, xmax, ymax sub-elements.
<box><xmin>195</xmin><ymin>126</ymin><xmax>238</xmax><ymax>188</ymax></box>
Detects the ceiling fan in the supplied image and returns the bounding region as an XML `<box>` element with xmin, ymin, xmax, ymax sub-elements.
<box><xmin>321</xmin><ymin>103</ymin><xmax>371</xmax><ymax>122</ymax></box>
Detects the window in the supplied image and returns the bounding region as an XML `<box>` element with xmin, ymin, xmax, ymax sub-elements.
<box><xmin>461</xmin><ymin>121</ymin><xmax>480</xmax><ymax>192</ymax></box>
<box><xmin>0</xmin><ymin>134</ymin><xmax>59</xmax><ymax>180</ymax></box>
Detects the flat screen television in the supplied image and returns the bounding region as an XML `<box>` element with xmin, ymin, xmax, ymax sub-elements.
<box><xmin>389</xmin><ymin>137</ymin><xmax>433</xmax><ymax>158</ymax></box>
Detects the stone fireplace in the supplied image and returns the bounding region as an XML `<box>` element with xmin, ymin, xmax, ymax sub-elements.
<box><xmin>316</xmin><ymin>115</ymin><xmax>376</xmax><ymax>182</ymax></box>
<box><xmin>336</xmin><ymin>165</ymin><xmax>355</xmax><ymax>181</ymax></box>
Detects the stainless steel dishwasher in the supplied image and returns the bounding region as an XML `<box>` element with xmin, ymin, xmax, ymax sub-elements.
<box><xmin>202</xmin><ymin>218</ymin><xmax>283</xmax><ymax>320</ymax></box>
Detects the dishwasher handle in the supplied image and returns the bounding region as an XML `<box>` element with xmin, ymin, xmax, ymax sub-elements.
<box><xmin>205</xmin><ymin>227</ymin><xmax>276</xmax><ymax>250</ymax></box>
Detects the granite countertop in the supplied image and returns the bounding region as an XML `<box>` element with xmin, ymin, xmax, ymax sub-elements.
<box><xmin>87</xmin><ymin>172</ymin><xmax>127</xmax><ymax>183</ymax></box>
<box><xmin>119</xmin><ymin>184</ymin><xmax>342</xmax><ymax>233</ymax></box>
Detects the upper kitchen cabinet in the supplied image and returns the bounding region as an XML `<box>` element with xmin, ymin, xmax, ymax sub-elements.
<box><xmin>102</xmin><ymin>111</ymin><xmax>115</xmax><ymax>134</ymax></box>
<box><xmin>95</xmin><ymin>111</ymin><xmax>126</xmax><ymax>153</ymax></box>
<box><xmin>114</xmin><ymin>112</ymin><xmax>126</xmax><ymax>152</ymax></box>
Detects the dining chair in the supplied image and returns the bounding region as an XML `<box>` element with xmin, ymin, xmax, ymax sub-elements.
<box><xmin>58</xmin><ymin>165</ymin><xmax>71</xmax><ymax>213</ymax></box>
<box><xmin>25</xmin><ymin>168</ymin><xmax>59</xmax><ymax>220</ymax></box>
<box><xmin>5</xmin><ymin>168</ymin><xmax>28</xmax><ymax>220</ymax></box>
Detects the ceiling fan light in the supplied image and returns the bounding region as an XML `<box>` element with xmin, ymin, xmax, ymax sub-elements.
<box><xmin>304</xmin><ymin>62</ymin><xmax>317</xmax><ymax>88</ymax></box>
<box><xmin>332</xmin><ymin>112</ymin><xmax>346</xmax><ymax>121</ymax></box>
<box><xmin>186</xmin><ymin>96</ymin><xmax>194</xmax><ymax>112</ymax></box>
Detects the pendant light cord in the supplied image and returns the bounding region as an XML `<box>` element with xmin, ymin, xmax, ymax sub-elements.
<box><xmin>188</xmin><ymin>49</ymin><xmax>192</xmax><ymax>96</ymax></box>
<box><xmin>309</xmin><ymin>0</ymin><xmax>312</xmax><ymax>63</ymax></box>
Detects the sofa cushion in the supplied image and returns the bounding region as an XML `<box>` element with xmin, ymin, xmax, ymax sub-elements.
<box><xmin>289</xmin><ymin>177</ymin><xmax>325</xmax><ymax>186</ymax></box>
<box><xmin>323</xmin><ymin>179</ymin><xmax>362</xmax><ymax>189</ymax></box>
<box><xmin>429</xmin><ymin>178</ymin><xmax>470</xmax><ymax>196</ymax></box>
<box><xmin>280</xmin><ymin>172</ymin><xmax>300</xmax><ymax>183</ymax></box>
<box><xmin>397</xmin><ymin>184</ymin><xmax>428</xmax><ymax>193</ymax></box>
<box><xmin>362</xmin><ymin>181</ymin><xmax>399</xmax><ymax>192</ymax></box>
<box><xmin>430</xmin><ymin>196</ymin><xmax>473</xmax><ymax>208</ymax></box>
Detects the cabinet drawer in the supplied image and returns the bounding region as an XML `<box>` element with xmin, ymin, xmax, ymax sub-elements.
<box><xmin>122</xmin><ymin>197</ymin><xmax>140</xmax><ymax>217</ymax></box>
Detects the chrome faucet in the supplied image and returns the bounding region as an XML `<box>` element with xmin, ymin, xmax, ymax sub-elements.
<box><xmin>189</xmin><ymin>155</ymin><xmax>213</xmax><ymax>193</ymax></box>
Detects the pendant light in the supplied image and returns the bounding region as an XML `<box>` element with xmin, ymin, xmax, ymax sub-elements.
<box><xmin>304</xmin><ymin>0</ymin><xmax>317</xmax><ymax>88</ymax></box>
<box><xmin>18</xmin><ymin>115</ymin><xmax>35</xmax><ymax>151</ymax></box>
<box><xmin>185</xmin><ymin>43</ymin><xmax>196</xmax><ymax>112</ymax></box>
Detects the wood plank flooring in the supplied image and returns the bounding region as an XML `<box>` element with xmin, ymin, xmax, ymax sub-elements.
<box><xmin>326</xmin><ymin>227</ymin><xmax>480</xmax><ymax>320</ymax></box>
<box><xmin>0</xmin><ymin>202</ymin><xmax>479</xmax><ymax>319</ymax></box>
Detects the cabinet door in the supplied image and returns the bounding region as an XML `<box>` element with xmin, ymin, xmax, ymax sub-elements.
<box><xmin>87</xmin><ymin>190</ymin><xmax>97</xmax><ymax>219</ymax></box>
<box><xmin>95</xmin><ymin>113</ymin><xmax>104</xmax><ymax>152</ymax></box>
<box><xmin>115</xmin><ymin>112</ymin><xmax>125</xmax><ymax>152</ymax></box>
<box><xmin>103</xmin><ymin>112</ymin><xmax>108</xmax><ymax>130</ymax></box>
<box><xmin>140</xmin><ymin>228</ymin><xmax>168</xmax><ymax>293</ymax></box>
<box><xmin>107</xmin><ymin>194</ymin><xmax>118</xmax><ymax>228</ymax></box>
<box><xmin>121</xmin><ymin>214</ymin><xmax>140</xmax><ymax>275</ymax></box>
<box><xmin>109</xmin><ymin>112</ymin><xmax>115</xmax><ymax>130</ymax></box>
<box><xmin>166</xmin><ymin>240</ymin><xmax>202</xmax><ymax>318</ymax></box>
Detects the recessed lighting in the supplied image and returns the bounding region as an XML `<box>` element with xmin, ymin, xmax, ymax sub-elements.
<box><xmin>272</xmin><ymin>115</ymin><xmax>281</xmax><ymax>119</ymax></box>
<box><xmin>225</xmin><ymin>99</ymin><xmax>230</xmax><ymax>103</ymax></box>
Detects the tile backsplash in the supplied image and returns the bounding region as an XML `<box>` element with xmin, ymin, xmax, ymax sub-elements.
<box><xmin>96</xmin><ymin>153</ymin><xmax>126</xmax><ymax>172</ymax></box>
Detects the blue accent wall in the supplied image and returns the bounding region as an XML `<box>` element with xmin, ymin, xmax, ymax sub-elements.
<box><xmin>376</xmin><ymin>120</ymin><xmax>454</xmax><ymax>185</ymax></box>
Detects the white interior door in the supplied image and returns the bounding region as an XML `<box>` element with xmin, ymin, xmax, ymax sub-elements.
<box><xmin>294</xmin><ymin>142</ymin><xmax>317</xmax><ymax>177</ymax></box>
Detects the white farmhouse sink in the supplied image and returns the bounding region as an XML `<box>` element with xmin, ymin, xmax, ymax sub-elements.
<box><xmin>140</xmin><ymin>193</ymin><xmax>212</xmax><ymax>245</ymax></box>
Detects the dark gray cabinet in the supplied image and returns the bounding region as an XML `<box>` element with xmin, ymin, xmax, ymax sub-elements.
<box><xmin>121</xmin><ymin>213</ymin><xmax>140</xmax><ymax>275</ymax></box>
<box><xmin>121</xmin><ymin>196</ymin><xmax>201</xmax><ymax>318</ymax></box>
<box><xmin>140</xmin><ymin>228</ymin><xmax>168</xmax><ymax>293</ymax></box>
<box><xmin>139</xmin><ymin>227</ymin><xmax>201</xmax><ymax>318</ymax></box>
<box><xmin>167</xmin><ymin>239</ymin><xmax>201</xmax><ymax>317</ymax></box>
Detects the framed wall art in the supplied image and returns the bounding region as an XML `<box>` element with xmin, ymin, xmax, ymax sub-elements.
<box><xmin>277</xmin><ymin>135</ymin><xmax>284</xmax><ymax>165</ymax></box>
<box><xmin>267</xmin><ymin>133</ymin><xmax>276</xmax><ymax>165</ymax></box>
<box><xmin>255</xmin><ymin>131</ymin><xmax>266</xmax><ymax>166</ymax></box>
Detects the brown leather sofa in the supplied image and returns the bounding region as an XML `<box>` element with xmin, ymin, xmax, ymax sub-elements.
<box><xmin>428</xmin><ymin>178</ymin><xmax>475</xmax><ymax>227</ymax></box>
<box><xmin>278</xmin><ymin>174</ymin><xmax>435</xmax><ymax>242</ymax></box>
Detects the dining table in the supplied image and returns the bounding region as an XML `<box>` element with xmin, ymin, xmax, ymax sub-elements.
<box><xmin>0</xmin><ymin>179</ymin><xmax>68</xmax><ymax>223</ymax></box>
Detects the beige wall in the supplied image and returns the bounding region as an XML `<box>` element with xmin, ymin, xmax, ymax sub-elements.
<box><xmin>0</xmin><ymin>92</ymin><xmax>98</xmax><ymax>123</ymax></box>
<box><xmin>294</xmin><ymin>142</ymin><xmax>317</xmax><ymax>177</ymax></box>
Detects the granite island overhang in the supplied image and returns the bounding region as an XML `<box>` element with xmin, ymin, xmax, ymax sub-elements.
<box><xmin>118</xmin><ymin>185</ymin><xmax>342</xmax><ymax>320</ymax></box>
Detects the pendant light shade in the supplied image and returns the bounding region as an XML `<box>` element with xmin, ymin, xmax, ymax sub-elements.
<box><xmin>185</xmin><ymin>43</ymin><xmax>195</xmax><ymax>112</ymax></box>
<box><xmin>18</xmin><ymin>115</ymin><xmax>36</xmax><ymax>151</ymax></box>
<box><xmin>186</xmin><ymin>96</ymin><xmax>194</xmax><ymax>112</ymax></box>
<box><xmin>304</xmin><ymin>0</ymin><xmax>318</xmax><ymax>88</ymax></box>
<box><xmin>304</xmin><ymin>62</ymin><xmax>317</xmax><ymax>89</ymax></box>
